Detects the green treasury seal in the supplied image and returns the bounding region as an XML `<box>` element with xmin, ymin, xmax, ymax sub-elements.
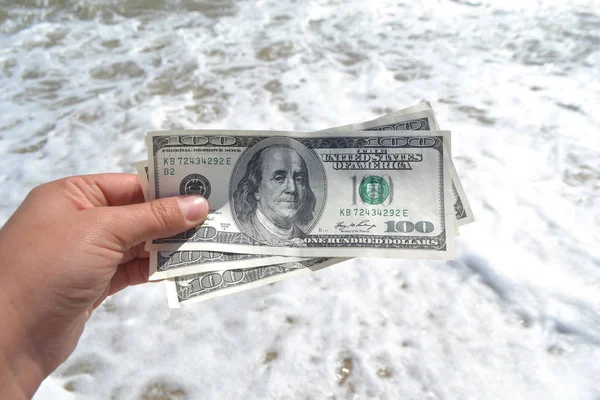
<box><xmin>359</xmin><ymin>175</ymin><xmax>389</xmax><ymax>205</ymax></box>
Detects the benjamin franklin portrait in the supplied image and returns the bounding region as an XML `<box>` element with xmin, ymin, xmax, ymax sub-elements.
<box><xmin>232</xmin><ymin>142</ymin><xmax>321</xmax><ymax>244</ymax></box>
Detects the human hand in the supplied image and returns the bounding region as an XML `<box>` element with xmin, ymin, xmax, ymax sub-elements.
<box><xmin>0</xmin><ymin>174</ymin><xmax>208</xmax><ymax>398</ymax></box>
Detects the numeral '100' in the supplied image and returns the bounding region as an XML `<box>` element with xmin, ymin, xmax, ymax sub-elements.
<box><xmin>385</xmin><ymin>220</ymin><xmax>434</xmax><ymax>233</ymax></box>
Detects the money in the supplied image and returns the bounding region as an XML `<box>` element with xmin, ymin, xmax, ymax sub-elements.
<box><xmin>137</xmin><ymin>103</ymin><xmax>474</xmax><ymax>307</ymax></box>
<box><xmin>165</xmin><ymin>257</ymin><xmax>346</xmax><ymax>308</ymax></box>
<box><xmin>147</xmin><ymin>129</ymin><xmax>455</xmax><ymax>259</ymax></box>
<box><xmin>149</xmin><ymin>251</ymin><xmax>309</xmax><ymax>280</ymax></box>
<box><xmin>139</xmin><ymin>104</ymin><xmax>472</xmax><ymax>280</ymax></box>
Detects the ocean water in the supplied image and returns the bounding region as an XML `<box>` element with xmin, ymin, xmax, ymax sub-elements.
<box><xmin>1</xmin><ymin>0</ymin><xmax>599</xmax><ymax>398</ymax></box>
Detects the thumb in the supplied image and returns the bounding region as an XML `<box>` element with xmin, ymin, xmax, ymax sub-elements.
<box><xmin>92</xmin><ymin>195</ymin><xmax>209</xmax><ymax>250</ymax></box>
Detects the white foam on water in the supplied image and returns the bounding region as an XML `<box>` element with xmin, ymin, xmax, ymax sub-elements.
<box><xmin>1</xmin><ymin>0</ymin><xmax>599</xmax><ymax>398</ymax></box>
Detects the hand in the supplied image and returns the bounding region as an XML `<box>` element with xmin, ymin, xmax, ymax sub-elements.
<box><xmin>0</xmin><ymin>174</ymin><xmax>208</xmax><ymax>398</ymax></box>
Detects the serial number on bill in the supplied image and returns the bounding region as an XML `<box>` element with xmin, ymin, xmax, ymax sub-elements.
<box><xmin>339</xmin><ymin>208</ymin><xmax>409</xmax><ymax>217</ymax></box>
<box><xmin>163</xmin><ymin>157</ymin><xmax>232</xmax><ymax>166</ymax></box>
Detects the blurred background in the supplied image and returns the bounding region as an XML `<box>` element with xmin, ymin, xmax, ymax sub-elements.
<box><xmin>1</xmin><ymin>0</ymin><xmax>599</xmax><ymax>398</ymax></box>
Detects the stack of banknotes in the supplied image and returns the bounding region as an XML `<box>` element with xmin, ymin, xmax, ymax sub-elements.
<box><xmin>136</xmin><ymin>102</ymin><xmax>474</xmax><ymax>308</ymax></box>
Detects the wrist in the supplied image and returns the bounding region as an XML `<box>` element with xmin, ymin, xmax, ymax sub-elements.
<box><xmin>0</xmin><ymin>289</ymin><xmax>46</xmax><ymax>399</ymax></box>
<box><xmin>0</xmin><ymin>351</ymin><xmax>42</xmax><ymax>399</ymax></box>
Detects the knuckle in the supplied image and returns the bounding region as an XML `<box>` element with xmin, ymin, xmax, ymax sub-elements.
<box><xmin>28</xmin><ymin>176</ymin><xmax>82</xmax><ymax>199</ymax></box>
<box><xmin>26</xmin><ymin>184</ymin><xmax>46</xmax><ymax>200</ymax></box>
<box><xmin>26</xmin><ymin>180</ymin><xmax>57</xmax><ymax>202</ymax></box>
<box><xmin>60</xmin><ymin>176</ymin><xmax>85</xmax><ymax>189</ymax></box>
<box><xmin>57</xmin><ymin>175</ymin><xmax>93</xmax><ymax>194</ymax></box>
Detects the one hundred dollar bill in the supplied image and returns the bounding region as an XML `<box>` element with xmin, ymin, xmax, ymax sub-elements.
<box><xmin>165</xmin><ymin>257</ymin><xmax>347</xmax><ymax>308</ymax></box>
<box><xmin>149</xmin><ymin>250</ymin><xmax>309</xmax><ymax>280</ymax></box>
<box><xmin>147</xmin><ymin>130</ymin><xmax>455</xmax><ymax>259</ymax></box>
<box><xmin>136</xmin><ymin>161</ymin><xmax>309</xmax><ymax>280</ymax></box>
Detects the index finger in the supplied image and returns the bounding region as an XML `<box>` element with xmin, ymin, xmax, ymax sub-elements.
<box><xmin>89</xmin><ymin>173</ymin><xmax>147</xmax><ymax>206</ymax></box>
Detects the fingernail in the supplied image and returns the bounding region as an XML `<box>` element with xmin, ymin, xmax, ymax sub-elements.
<box><xmin>177</xmin><ymin>196</ymin><xmax>209</xmax><ymax>222</ymax></box>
